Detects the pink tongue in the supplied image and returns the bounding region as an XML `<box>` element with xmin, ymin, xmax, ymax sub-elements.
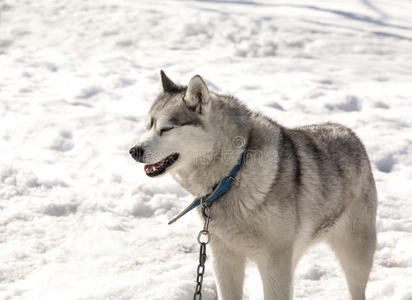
<box><xmin>144</xmin><ymin>157</ymin><xmax>167</xmax><ymax>174</ymax></box>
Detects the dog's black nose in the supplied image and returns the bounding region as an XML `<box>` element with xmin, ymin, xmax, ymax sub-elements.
<box><xmin>129</xmin><ymin>146</ymin><xmax>144</xmax><ymax>162</ymax></box>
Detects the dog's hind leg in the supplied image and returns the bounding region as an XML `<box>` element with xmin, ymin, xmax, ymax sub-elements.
<box><xmin>210</xmin><ymin>241</ymin><xmax>246</xmax><ymax>300</ymax></box>
<box><xmin>327</xmin><ymin>191</ymin><xmax>377</xmax><ymax>300</ymax></box>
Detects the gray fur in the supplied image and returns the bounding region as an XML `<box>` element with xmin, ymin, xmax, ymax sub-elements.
<box><xmin>160</xmin><ymin>69</ymin><xmax>182</xmax><ymax>93</ymax></box>
<box><xmin>131</xmin><ymin>72</ymin><xmax>377</xmax><ymax>300</ymax></box>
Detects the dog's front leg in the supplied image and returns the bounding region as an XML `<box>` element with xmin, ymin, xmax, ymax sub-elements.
<box><xmin>210</xmin><ymin>239</ymin><xmax>246</xmax><ymax>300</ymax></box>
<box><xmin>256</xmin><ymin>248</ymin><xmax>293</xmax><ymax>300</ymax></box>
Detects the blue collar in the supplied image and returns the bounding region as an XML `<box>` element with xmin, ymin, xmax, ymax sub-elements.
<box><xmin>168</xmin><ymin>150</ymin><xmax>247</xmax><ymax>225</ymax></box>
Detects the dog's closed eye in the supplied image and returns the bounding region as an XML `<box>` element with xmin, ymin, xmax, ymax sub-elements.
<box><xmin>159</xmin><ymin>127</ymin><xmax>174</xmax><ymax>136</ymax></box>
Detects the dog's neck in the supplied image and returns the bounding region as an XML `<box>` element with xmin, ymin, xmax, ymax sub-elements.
<box><xmin>172</xmin><ymin>121</ymin><xmax>281</xmax><ymax>212</ymax></box>
<box><xmin>172</xmin><ymin>146</ymin><xmax>246</xmax><ymax>197</ymax></box>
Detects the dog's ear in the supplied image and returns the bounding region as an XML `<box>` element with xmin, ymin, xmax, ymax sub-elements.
<box><xmin>184</xmin><ymin>75</ymin><xmax>210</xmax><ymax>114</ymax></box>
<box><xmin>160</xmin><ymin>70</ymin><xmax>179</xmax><ymax>93</ymax></box>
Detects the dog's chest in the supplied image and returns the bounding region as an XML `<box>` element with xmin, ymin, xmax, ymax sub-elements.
<box><xmin>207</xmin><ymin>206</ymin><xmax>266</xmax><ymax>254</ymax></box>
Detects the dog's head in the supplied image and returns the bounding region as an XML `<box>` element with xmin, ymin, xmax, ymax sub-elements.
<box><xmin>129</xmin><ymin>71</ymin><xmax>217</xmax><ymax>177</ymax></box>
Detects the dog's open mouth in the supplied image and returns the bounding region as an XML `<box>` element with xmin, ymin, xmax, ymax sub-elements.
<box><xmin>144</xmin><ymin>153</ymin><xmax>179</xmax><ymax>177</ymax></box>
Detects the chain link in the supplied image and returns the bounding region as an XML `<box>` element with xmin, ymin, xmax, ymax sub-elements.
<box><xmin>193</xmin><ymin>200</ymin><xmax>212</xmax><ymax>300</ymax></box>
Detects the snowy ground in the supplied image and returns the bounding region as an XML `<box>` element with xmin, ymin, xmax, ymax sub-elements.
<box><xmin>1</xmin><ymin>0</ymin><xmax>412</xmax><ymax>299</ymax></box>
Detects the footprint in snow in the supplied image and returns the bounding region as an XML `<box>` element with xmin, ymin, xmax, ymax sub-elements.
<box><xmin>376</xmin><ymin>154</ymin><xmax>397</xmax><ymax>173</ymax></box>
<box><xmin>102</xmin><ymin>30</ymin><xmax>119</xmax><ymax>37</ymax></box>
<box><xmin>0</xmin><ymin>39</ymin><xmax>13</xmax><ymax>48</ymax></box>
<box><xmin>42</xmin><ymin>203</ymin><xmax>78</xmax><ymax>217</ymax></box>
<box><xmin>116</xmin><ymin>39</ymin><xmax>133</xmax><ymax>47</ymax></box>
<box><xmin>318</xmin><ymin>79</ymin><xmax>334</xmax><ymax>85</ymax></box>
<box><xmin>267</xmin><ymin>102</ymin><xmax>285</xmax><ymax>111</ymax></box>
<box><xmin>50</xmin><ymin>130</ymin><xmax>74</xmax><ymax>152</ymax></box>
<box><xmin>131</xmin><ymin>201</ymin><xmax>154</xmax><ymax>218</ymax></box>
<box><xmin>325</xmin><ymin>95</ymin><xmax>362</xmax><ymax>112</ymax></box>
<box><xmin>374</xmin><ymin>101</ymin><xmax>390</xmax><ymax>109</ymax></box>
<box><xmin>116</xmin><ymin>77</ymin><xmax>135</xmax><ymax>88</ymax></box>
<box><xmin>301</xmin><ymin>264</ymin><xmax>327</xmax><ymax>281</ymax></box>
<box><xmin>77</xmin><ymin>86</ymin><xmax>103</xmax><ymax>99</ymax></box>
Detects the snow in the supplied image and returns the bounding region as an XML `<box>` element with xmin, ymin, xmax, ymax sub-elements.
<box><xmin>1</xmin><ymin>0</ymin><xmax>412</xmax><ymax>299</ymax></box>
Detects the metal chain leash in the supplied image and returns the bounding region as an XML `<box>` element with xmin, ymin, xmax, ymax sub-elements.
<box><xmin>193</xmin><ymin>199</ymin><xmax>212</xmax><ymax>300</ymax></box>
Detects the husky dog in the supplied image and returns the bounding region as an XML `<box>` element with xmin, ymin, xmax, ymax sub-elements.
<box><xmin>129</xmin><ymin>71</ymin><xmax>377</xmax><ymax>300</ymax></box>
